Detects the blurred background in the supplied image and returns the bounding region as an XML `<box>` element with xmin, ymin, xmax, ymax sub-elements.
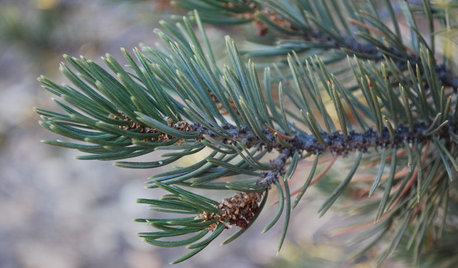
<box><xmin>0</xmin><ymin>1</ymin><xmax>405</xmax><ymax>267</ymax></box>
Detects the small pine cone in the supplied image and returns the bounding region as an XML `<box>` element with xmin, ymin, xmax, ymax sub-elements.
<box><xmin>198</xmin><ymin>191</ymin><xmax>264</xmax><ymax>231</ymax></box>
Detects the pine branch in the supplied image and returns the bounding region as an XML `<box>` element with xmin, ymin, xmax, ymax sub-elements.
<box><xmin>36</xmin><ymin>4</ymin><xmax>457</xmax><ymax>265</ymax></box>
<box><xmin>178</xmin><ymin>0</ymin><xmax>458</xmax><ymax>88</ymax></box>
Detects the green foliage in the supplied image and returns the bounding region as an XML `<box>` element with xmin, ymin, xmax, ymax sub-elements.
<box><xmin>37</xmin><ymin>0</ymin><xmax>457</xmax><ymax>265</ymax></box>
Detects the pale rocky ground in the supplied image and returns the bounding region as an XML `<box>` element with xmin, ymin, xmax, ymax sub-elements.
<box><xmin>0</xmin><ymin>1</ymin><xmax>405</xmax><ymax>267</ymax></box>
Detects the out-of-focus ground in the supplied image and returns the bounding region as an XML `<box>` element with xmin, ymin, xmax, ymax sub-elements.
<box><xmin>0</xmin><ymin>1</ymin><xmax>405</xmax><ymax>267</ymax></box>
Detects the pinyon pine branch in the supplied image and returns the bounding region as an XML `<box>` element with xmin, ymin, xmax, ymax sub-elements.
<box><xmin>37</xmin><ymin>1</ymin><xmax>457</xmax><ymax>265</ymax></box>
<box><xmin>177</xmin><ymin>0</ymin><xmax>458</xmax><ymax>88</ymax></box>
